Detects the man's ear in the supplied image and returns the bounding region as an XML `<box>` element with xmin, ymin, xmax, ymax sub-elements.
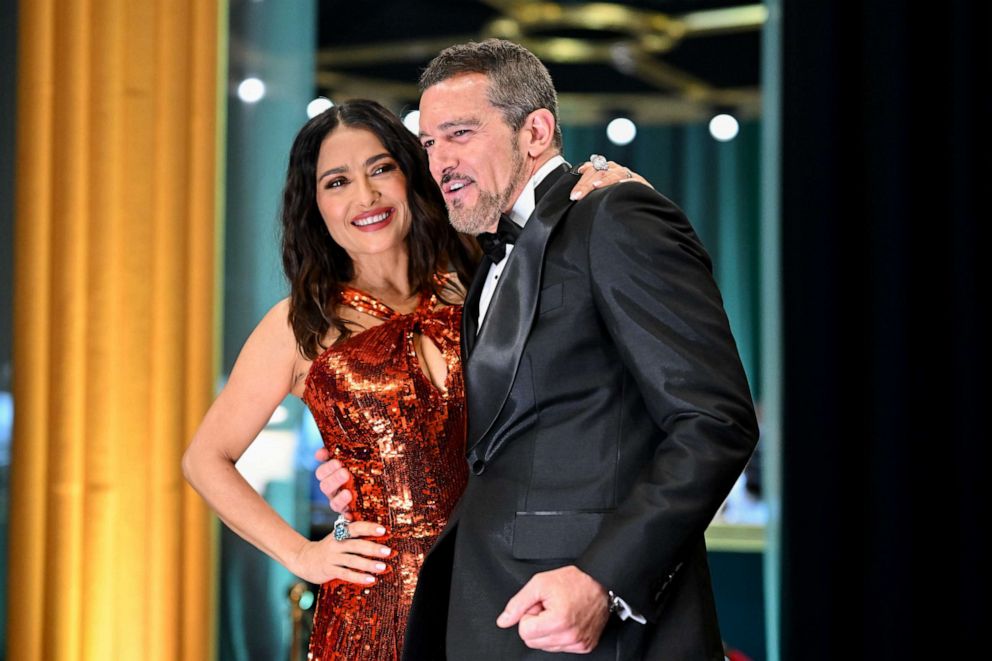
<box><xmin>521</xmin><ymin>108</ymin><xmax>556</xmax><ymax>158</ymax></box>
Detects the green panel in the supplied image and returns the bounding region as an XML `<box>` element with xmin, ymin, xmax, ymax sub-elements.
<box><xmin>560</xmin><ymin>124</ymin><xmax>599</xmax><ymax>168</ymax></box>
<box><xmin>716</xmin><ymin>121</ymin><xmax>762</xmax><ymax>397</ymax></box>
<box><xmin>760</xmin><ymin>1</ymin><xmax>785</xmax><ymax>659</ymax></box>
<box><xmin>709</xmin><ymin>550</ymin><xmax>767</xmax><ymax>661</ymax></box>
<box><xmin>219</xmin><ymin>2</ymin><xmax>316</xmax><ymax>659</ymax></box>
<box><xmin>681</xmin><ymin>123</ymin><xmax>719</xmax><ymax>256</ymax></box>
<box><xmin>223</xmin><ymin>1</ymin><xmax>317</xmax><ymax>372</ymax></box>
<box><xmin>738</xmin><ymin>122</ymin><xmax>763</xmax><ymax>399</ymax></box>
<box><xmin>634</xmin><ymin>125</ymin><xmax>678</xmax><ymax>199</ymax></box>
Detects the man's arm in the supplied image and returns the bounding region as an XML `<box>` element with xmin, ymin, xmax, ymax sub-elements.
<box><xmin>573</xmin><ymin>183</ymin><xmax>759</xmax><ymax>616</ymax></box>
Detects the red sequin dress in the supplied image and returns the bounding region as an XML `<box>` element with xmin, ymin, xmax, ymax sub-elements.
<box><xmin>303</xmin><ymin>281</ymin><xmax>468</xmax><ymax>660</ymax></box>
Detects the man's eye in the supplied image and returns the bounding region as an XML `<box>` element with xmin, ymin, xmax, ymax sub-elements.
<box><xmin>422</xmin><ymin>140</ymin><xmax>434</xmax><ymax>149</ymax></box>
<box><xmin>453</xmin><ymin>129</ymin><xmax>470</xmax><ymax>137</ymax></box>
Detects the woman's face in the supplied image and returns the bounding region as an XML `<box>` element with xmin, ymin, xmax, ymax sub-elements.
<box><xmin>314</xmin><ymin>125</ymin><xmax>412</xmax><ymax>261</ymax></box>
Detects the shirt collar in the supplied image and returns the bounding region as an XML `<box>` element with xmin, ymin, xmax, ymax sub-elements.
<box><xmin>507</xmin><ymin>155</ymin><xmax>566</xmax><ymax>228</ymax></box>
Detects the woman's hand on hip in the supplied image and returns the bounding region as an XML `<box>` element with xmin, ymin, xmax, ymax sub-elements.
<box><xmin>290</xmin><ymin>520</ymin><xmax>392</xmax><ymax>585</ymax></box>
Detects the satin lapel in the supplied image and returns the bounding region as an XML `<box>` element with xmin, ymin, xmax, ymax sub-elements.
<box><xmin>465</xmin><ymin>167</ymin><xmax>577</xmax><ymax>455</ymax></box>
<box><xmin>460</xmin><ymin>260</ymin><xmax>489</xmax><ymax>359</ymax></box>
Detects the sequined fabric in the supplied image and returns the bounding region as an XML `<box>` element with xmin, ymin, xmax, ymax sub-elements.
<box><xmin>304</xmin><ymin>278</ymin><xmax>467</xmax><ymax>660</ymax></box>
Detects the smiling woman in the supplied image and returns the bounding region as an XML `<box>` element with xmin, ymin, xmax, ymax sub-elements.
<box><xmin>182</xmin><ymin>99</ymin><xmax>478</xmax><ymax>659</ymax></box>
<box><xmin>279</xmin><ymin>101</ymin><xmax>477</xmax><ymax>355</ymax></box>
<box><xmin>314</xmin><ymin>128</ymin><xmax>413</xmax><ymax>260</ymax></box>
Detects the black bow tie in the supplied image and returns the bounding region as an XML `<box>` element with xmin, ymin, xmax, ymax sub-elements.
<box><xmin>477</xmin><ymin>214</ymin><xmax>522</xmax><ymax>263</ymax></box>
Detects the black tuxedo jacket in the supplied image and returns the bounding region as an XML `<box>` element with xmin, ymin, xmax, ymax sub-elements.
<box><xmin>403</xmin><ymin>164</ymin><xmax>758</xmax><ymax>660</ymax></box>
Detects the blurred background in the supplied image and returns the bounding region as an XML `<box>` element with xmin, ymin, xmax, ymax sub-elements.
<box><xmin>0</xmin><ymin>0</ymin><xmax>985</xmax><ymax>660</ymax></box>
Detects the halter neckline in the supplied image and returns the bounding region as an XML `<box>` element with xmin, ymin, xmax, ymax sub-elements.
<box><xmin>338</xmin><ymin>285</ymin><xmax>435</xmax><ymax>321</ymax></box>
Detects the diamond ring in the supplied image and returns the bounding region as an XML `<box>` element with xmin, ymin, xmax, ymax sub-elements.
<box><xmin>590</xmin><ymin>154</ymin><xmax>609</xmax><ymax>171</ymax></box>
<box><xmin>333</xmin><ymin>514</ymin><xmax>352</xmax><ymax>542</ymax></box>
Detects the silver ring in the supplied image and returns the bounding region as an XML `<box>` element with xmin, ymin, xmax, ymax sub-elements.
<box><xmin>590</xmin><ymin>154</ymin><xmax>609</xmax><ymax>171</ymax></box>
<box><xmin>333</xmin><ymin>514</ymin><xmax>351</xmax><ymax>541</ymax></box>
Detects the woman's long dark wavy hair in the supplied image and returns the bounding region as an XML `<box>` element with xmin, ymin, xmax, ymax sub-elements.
<box><xmin>281</xmin><ymin>99</ymin><xmax>478</xmax><ymax>359</ymax></box>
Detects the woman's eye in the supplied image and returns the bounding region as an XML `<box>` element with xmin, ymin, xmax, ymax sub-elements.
<box><xmin>325</xmin><ymin>178</ymin><xmax>346</xmax><ymax>189</ymax></box>
<box><xmin>372</xmin><ymin>163</ymin><xmax>396</xmax><ymax>176</ymax></box>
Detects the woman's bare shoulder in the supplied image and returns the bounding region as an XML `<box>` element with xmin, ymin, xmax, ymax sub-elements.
<box><xmin>261</xmin><ymin>297</ymin><xmax>342</xmax><ymax>398</ymax></box>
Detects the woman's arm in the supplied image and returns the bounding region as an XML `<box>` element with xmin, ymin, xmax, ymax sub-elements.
<box><xmin>182</xmin><ymin>298</ymin><xmax>391</xmax><ymax>585</ymax></box>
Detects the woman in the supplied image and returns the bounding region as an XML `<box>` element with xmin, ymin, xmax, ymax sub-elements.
<box><xmin>182</xmin><ymin>99</ymin><xmax>644</xmax><ymax>659</ymax></box>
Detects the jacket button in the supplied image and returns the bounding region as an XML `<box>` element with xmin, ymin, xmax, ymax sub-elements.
<box><xmin>471</xmin><ymin>460</ymin><xmax>486</xmax><ymax>475</ymax></box>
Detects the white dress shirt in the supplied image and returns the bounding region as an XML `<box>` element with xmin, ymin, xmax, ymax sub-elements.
<box><xmin>477</xmin><ymin>155</ymin><xmax>566</xmax><ymax>326</ymax></box>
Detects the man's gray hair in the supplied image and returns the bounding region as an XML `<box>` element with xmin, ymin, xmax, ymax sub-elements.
<box><xmin>419</xmin><ymin>39</ymin><xmax>563</xmax><ymax>152</ymax></box>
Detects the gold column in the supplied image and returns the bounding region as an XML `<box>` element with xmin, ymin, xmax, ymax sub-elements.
<box><xmin>7</xmin><ymin>1</ymin><xmax>223</xmax><ymax>659</ymax></box>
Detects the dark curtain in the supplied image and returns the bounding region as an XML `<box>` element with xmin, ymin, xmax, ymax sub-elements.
<box><xmin>779</xmin><ymin>1</ymin><xmax>988</xmax><ymax>657</ymax></box>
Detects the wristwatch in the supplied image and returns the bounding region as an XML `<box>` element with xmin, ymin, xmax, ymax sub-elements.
<box><xmin>607</xmin><ymin>590</ymin><xmax>622</xmax><ymax>616</ymax></box>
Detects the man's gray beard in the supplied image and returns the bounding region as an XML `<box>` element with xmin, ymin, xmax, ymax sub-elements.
<box><xmin>447</xmin><ymin>189</ymin><xmax>503</xmax><ymax>236</ymax></box>
<box><xmin>446</xmin><ymin>148</ymin><xmax>526</xmax><ymax>236</ymax></box>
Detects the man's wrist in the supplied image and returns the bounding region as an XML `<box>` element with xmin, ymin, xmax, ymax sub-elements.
<box><xmin>606</xmin><ymin>590</ymin><xmax>648</xmax><ymax>624</ymax></box>
<box><xmin>607</xmin><ymin>590</ymin><xmax>622</xmax><ymax>616</ymax></box>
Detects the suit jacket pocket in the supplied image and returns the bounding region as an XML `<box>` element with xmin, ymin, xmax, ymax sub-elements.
<box><xmin>511</xmin><ymin>510</ymin><xmax>612</xmax><ymax>560</ymax></box>
<box><xmin>538</xmin><ymin>282</ymin><xmax>564</xmax><ymax>314</ymax></box>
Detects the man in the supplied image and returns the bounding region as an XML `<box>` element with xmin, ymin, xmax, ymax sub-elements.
<box><xmin>321</xmin><ymin>39</ymin><xmax>757</xmax><ymax>659</ymax></box>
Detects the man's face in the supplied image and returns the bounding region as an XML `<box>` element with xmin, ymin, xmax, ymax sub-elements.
<box><xmin>419</xmin><ymin>73</ymin><xmax>528</xmax><ymax>236</ymax></box>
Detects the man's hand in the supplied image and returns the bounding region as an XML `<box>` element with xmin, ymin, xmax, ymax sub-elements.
<box><xmin>314</xmin><ymin>447</ymin><xmax>355</xmax><ymax>516</ymax></box>
<box><xmin>496</xmin><ymin>565</ymin><xmax>610</xmax><ymax>653</ymax></box>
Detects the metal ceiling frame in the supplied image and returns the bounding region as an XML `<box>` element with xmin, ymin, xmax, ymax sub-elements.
<box><xmin>316</xmin><ymin>1</ymin><xmax>765</xmax><ymax>123</ymax></box>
